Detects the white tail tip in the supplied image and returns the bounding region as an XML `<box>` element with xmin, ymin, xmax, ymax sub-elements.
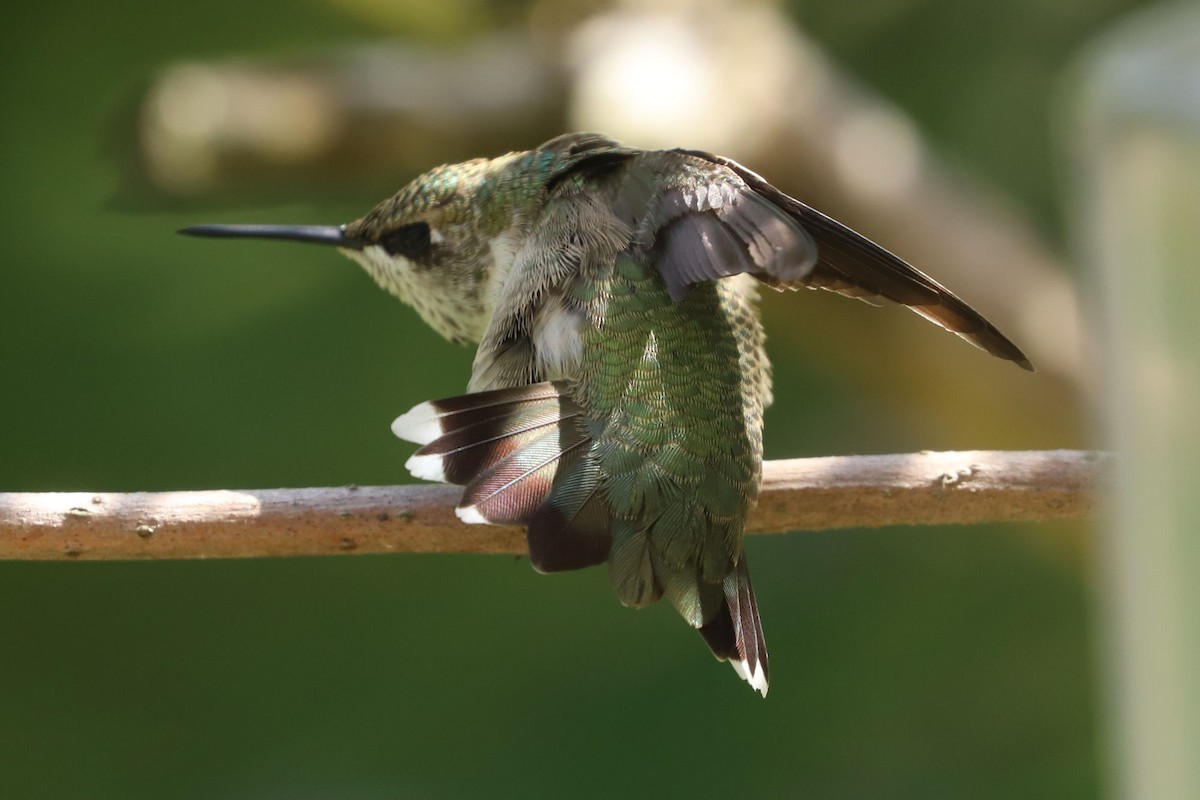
<box><xmin>730</xmin><ymin>657</ymin><xmax>769</xmax><ymax>697</ymax></box>
<box><xmin>404</xmin><ymin>452</ymin><xmax>447</xmax><ymax>483</ymax></box>
<box><xmin>455</xmin><ymin>504</ymin><xmax>488</xmax><ymax>525</ymax></box>
<box><xmin>392</xmin><ymin>401</ymin><xmax>443</xmax><ymax>445</ymax></box>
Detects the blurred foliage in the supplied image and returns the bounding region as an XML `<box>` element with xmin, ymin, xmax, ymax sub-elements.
<box><xmin>0</xmin><ymin>0</ymin><xmax>1139</xmax><ymax>797</ymax></box>
<box><xmin>795</xmin><ymin>0</ymin><xmax>1142</xmax><ymax>245</ymax></box>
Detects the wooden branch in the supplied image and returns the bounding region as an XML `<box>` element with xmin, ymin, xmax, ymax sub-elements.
<box><xmin>0</xmin><ymin>450</ymin><xmax>1104</xmax><ymax>561</ymax></box>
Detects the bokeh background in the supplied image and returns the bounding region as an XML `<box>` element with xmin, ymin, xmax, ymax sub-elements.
<box><xmin>0</xmin><ymin>0</ymin><xmax>1166</xmax><ymax>796</ymax></box>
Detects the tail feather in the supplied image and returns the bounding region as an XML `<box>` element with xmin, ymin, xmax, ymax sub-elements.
<box><xmin>525</xmin><ymin>457</ymin><xmax>611</xmax><ymax>572</ymax></box>
<box><xmin>458</xmin><ymin>428</ymin><xmax>589</xmax><ymax>526</ymax></box>
<box><xmin>393</xmin><ymin>381</ymin><xmax>612</xmax><ymax>571</ymax></box>
<box><xmin>408</xmin><ymin>409</ymin><xmax>579</xmax><ymax>486</ymax></box>
<box><xmin>698</xmin><ymin>559</ymin><xmax>769</xmax><ymax>697</ymax></box>
<box><xmin>392</xmin><ymin>382</ymin><xmax>566</xmax><ymax>446</ymax></box>
<box><xmin>394</xmin><ymin>381</ymin><xmax>768</xmax><ymax>695</ymax></box>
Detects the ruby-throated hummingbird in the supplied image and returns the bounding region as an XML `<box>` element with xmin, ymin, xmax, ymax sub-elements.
<box><xmin>182</xmin><ymin>132</ymin><xmax>1031</xmax><ymax>696</ymax></box>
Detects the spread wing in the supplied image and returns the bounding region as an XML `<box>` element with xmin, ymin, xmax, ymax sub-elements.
<box><xmin>651</xmin><ymin>148</ymin><xmax>1033</xmax><ymax>370</ymax></box>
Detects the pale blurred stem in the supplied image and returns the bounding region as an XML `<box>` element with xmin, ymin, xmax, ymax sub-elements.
<box><xmin>0</xmin><ymin>450</ymin><xmax>1103</xmax><ymax>561</ymax></box>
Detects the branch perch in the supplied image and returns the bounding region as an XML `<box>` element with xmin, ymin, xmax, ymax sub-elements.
<box><xmin>0</xmin><ymin>450</ymin><xmax>1104</xmax><ymax>561</ymax></box>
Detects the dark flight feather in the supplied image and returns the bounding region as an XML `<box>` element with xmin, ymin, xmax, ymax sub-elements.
<box><xmin>653</xmin><ymin>182</ymin><xmax>819</xmax><ymax>301</ymax></box>
<box><xmin>671</xmin><ymin>148</ymin><xmax>1034</xmax><ymax>370</ymax></box>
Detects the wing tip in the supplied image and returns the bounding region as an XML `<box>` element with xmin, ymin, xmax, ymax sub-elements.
<box><xmin>981</xmin><ymin>335</ymin><xmax>1035</xmax><ymax>372</ymax></box>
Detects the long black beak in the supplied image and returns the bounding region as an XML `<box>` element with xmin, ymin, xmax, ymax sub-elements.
<box><xmin>178</xmin><ymin>224</ymin><xmax>366</xmax><ymax>251</ymax></box>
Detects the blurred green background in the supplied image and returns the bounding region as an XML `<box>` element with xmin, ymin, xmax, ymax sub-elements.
<box><xmin>0</xmin><ymin>1</ymin><xmax>1132</xmax><ymax>797</ymax></box>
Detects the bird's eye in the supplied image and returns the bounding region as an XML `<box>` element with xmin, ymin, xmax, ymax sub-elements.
<box><xmin>379</xmin><ymin>222</ymin><xmax>433</xmax><ymax>260</ymax></box>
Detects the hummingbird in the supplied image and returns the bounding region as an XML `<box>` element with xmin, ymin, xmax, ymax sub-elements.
<box><xmin>182</xmin><ymin>132</ymin><xmax>1031</xmax><ymax>697</ymax></box>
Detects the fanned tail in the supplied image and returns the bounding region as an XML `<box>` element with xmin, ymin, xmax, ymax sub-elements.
<box><xmin>392</xmin><ymin>382</ymin><xmax>612</xmax><ymax>572</ymax></box>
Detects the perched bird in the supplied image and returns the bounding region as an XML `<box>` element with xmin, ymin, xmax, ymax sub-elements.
<box><xmin>182</xmin><ymin>132</ymin><xmax>1031</xmax><ymax>696</ymax></box>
